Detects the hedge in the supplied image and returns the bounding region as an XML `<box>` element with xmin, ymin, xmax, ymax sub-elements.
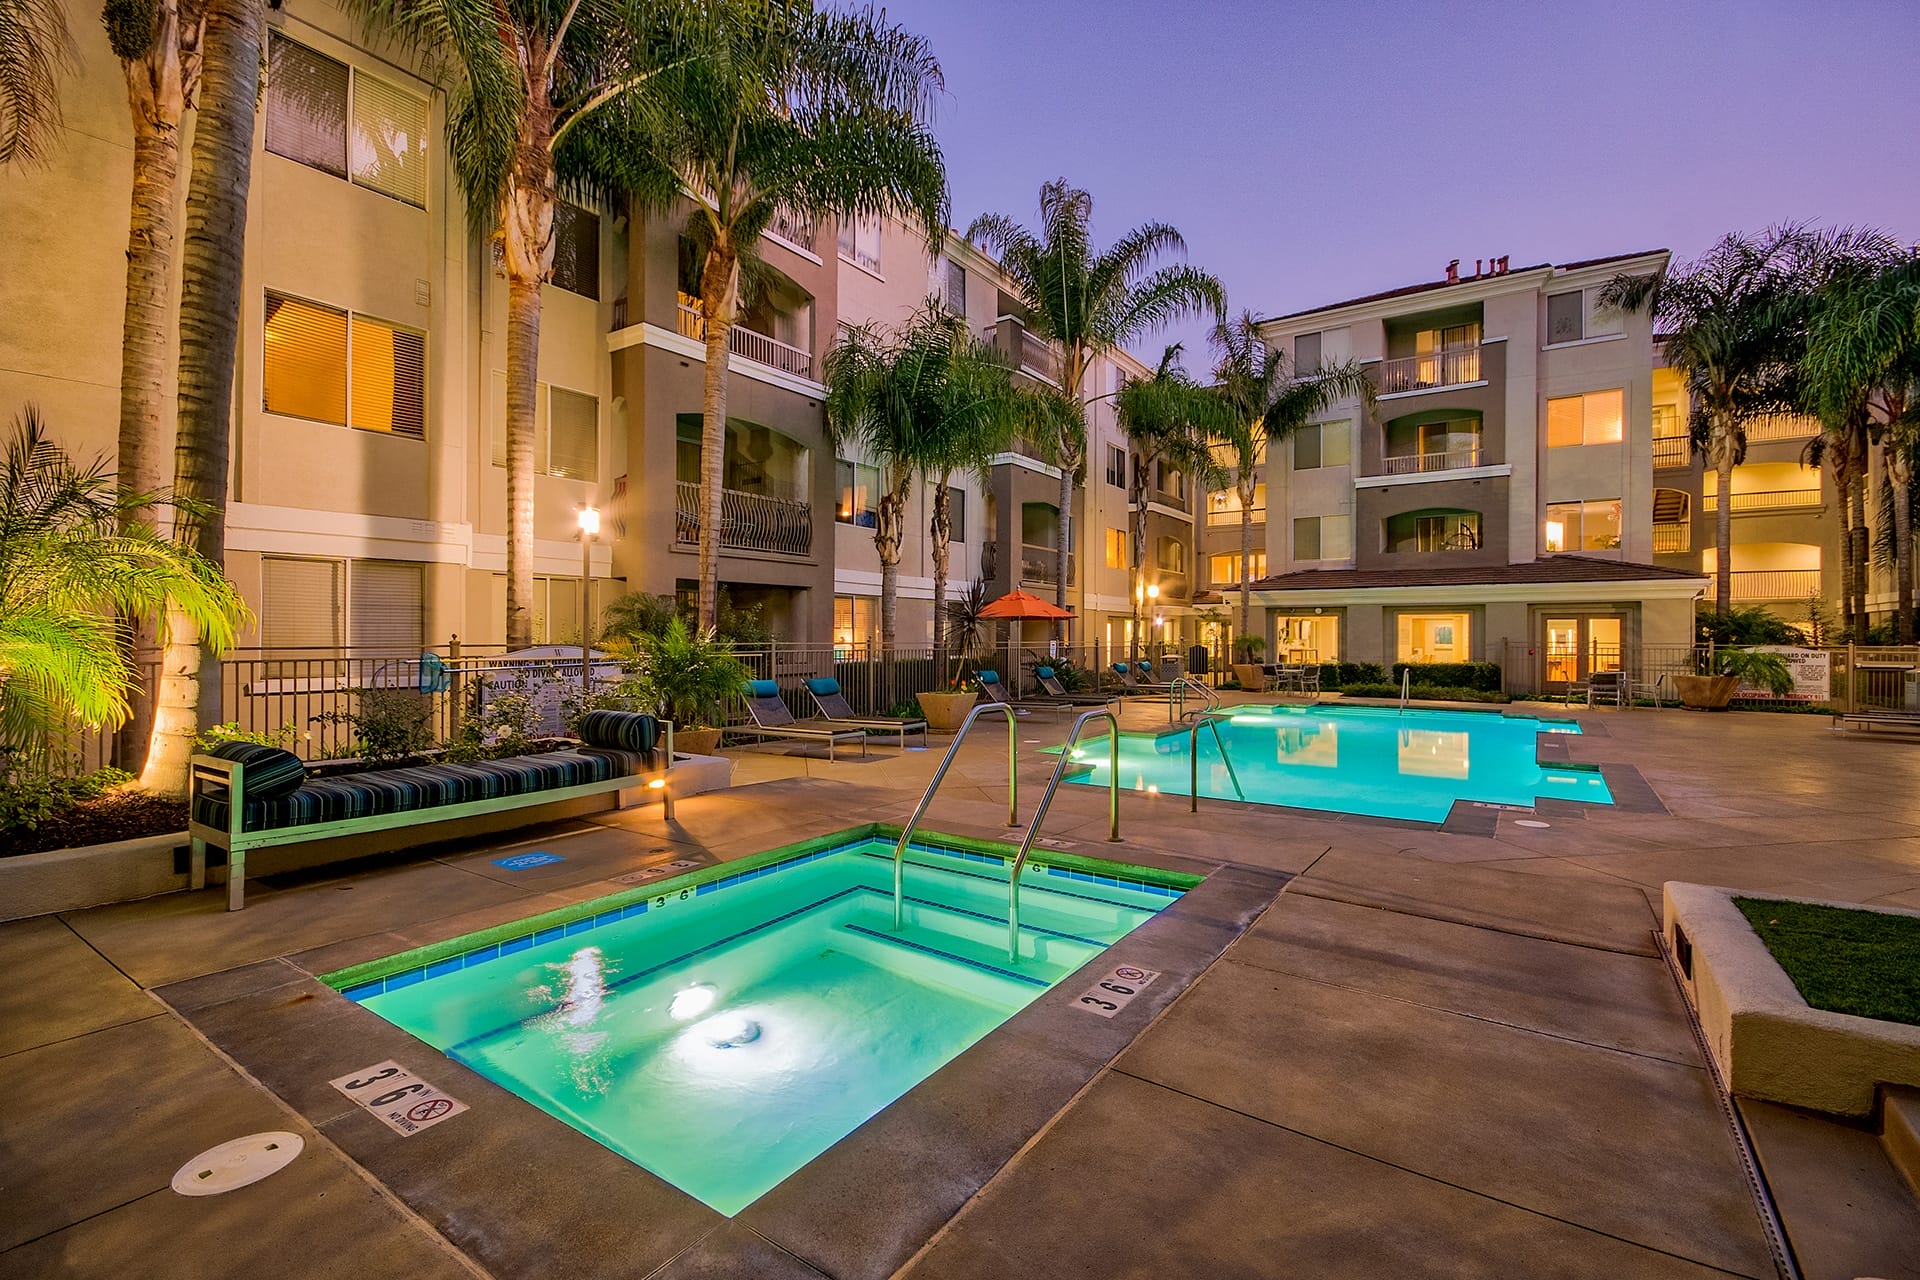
<box><xmin>1317</xmin><ymin>662</ymin><xmax>1388</xmax><ymax>690</ymax></box>
<box><xmin>1342</xmin><ymin>683</ymin><xmax>1511</xmax><ymax>704</ymax></box>
<box><xmin>1388</xmin><ymin>661</ymin><xmax>1503</xmax><ymax>692</ymax></box>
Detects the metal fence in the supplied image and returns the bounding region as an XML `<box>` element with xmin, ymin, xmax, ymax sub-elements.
<box><xmin>1499</xmin><ymin>639</ymin><xmax>1919</xmax><ymax>710</ymax></box>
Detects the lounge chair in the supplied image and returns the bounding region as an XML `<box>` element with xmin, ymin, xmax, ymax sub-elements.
<box><xmin>803</xmin><ymin>677</ymin><xmax>929</xmax><ymax>748</ymax></box>
<box><xmin>729</xmin><ymin>679</ymin><xmax>870</xmax><ymax>760</ymax></box>
<box><xmin>976</xmin><ymin>669</ymin><xmax>1065</xmax><ymax>711</ymax></box>
<box><xmin>1110</xmin><ymin>662</ymin><xmax>1172</xmax><ymax>693</ymax></box>
<box><xmin>1033</xmin><ymin>666</ymin><xmax>1118</xmax><ymax>707</ymax></box>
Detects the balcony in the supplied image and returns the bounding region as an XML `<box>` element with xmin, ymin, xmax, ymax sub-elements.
<box><xmin>1376</xmin><ymin>343</ymin><xmax>1482</xmax><ymax>395</ymax></box>
<box><xmin>675</xmin><ymin>481</ymin><xmax>812</xmax><ymax>557</ymax></box>
<box><xmin>992</xmin><ymin>318</ymin><xmax>1062</xmax><ymax>385</ymax></box>
<box><xmin>1653</xmin><ymin>522</ymin><xmax>1690</xmax><ymax>553</ymax></box>
<box><xmin>1653</xmin><ymin>436</ymin><xmax>1689</xmax><ymax>468</ymax></box>
<box><xmin>765</xmin><ymin>205</ymin><xmax>819</xmax><ymax>255</ymax></box>
<box><xmin>1701</xmin><ymin>489</ymin><xmax>1822</xmax><ymax>514</ymax></box>
<box><xmin>677</xmin><ymin>301</ymin><xmax>815</xmax><ymax>380</ymax></box>
<box><xmin>1380</xmin><ymin>443</ymin><xmax>1483</xmax><ymax>476</ymax></box>
<box><xmin>1206</xmin><ymin>504</ymin><xmax>1265</xmax><ymax>527</ymax></box>
<box><xmin>1149</xmin><ymin>486</ymin><xmax>1190</xmax><ymax>512</ymax></box>
<box><xmin>1019</xmin><ymin>543</ymin><xmax>1075</xmax><ymax>586</ymax></box>
<box><xmin>1744</xmin><ymin>414</ymin><xmax>1820</xmax><ymax>443</ymax></box>
<box><xmin>1730</xmin><ymin>568</ymin><xmax>1821</xmax><ymax>600</ymax></box>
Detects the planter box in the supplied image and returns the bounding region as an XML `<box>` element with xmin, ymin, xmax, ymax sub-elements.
<box><xmin>0</xmin><ymin>829</ymin><xmax>190</xmax><ymax>922</ymax></box>
<box><xmin>1232</xmin><ymin>664</ymin><xmax>1268</xmax><ymax>692</ymax></box>
<box><xmin>916</xmin><ymin>690</ymin><xmax>979</xmax><ymax>733</ymax></box>
<box><xmin>1664</xmin><ymin>882</ymin><xmax>1920</xmax><ymax>1116</ymax></box>
<box><xmin>674</xmin><ymin>728</ymin><xmax>723</xmax><ymax>756</ymax></box>
<box><xmin>1673</xmin><ymin>673</ymin><xmax>1740</xmax><ymax>710</ymax></box>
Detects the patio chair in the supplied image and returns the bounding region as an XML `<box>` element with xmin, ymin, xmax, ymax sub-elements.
<box><xmin>1567</xmin><ymin>669</ymin><xmax>1627</xmax><ymax>708</ymax></box>
<box><xmin>1033</xmin><ymin>666</ymin><xmax>1119</xmax><ymax>707</ymax></box>
<box><xmin>802</xmin><ymin>677</ymin><xmax>928</xmax><ymax>748</ymax></box>
<box><xmin>1108</xmin><ymin>662</ymin><xmax>1173</xmax><ymax>694</ymax></box>
<box><xmin>729</xmin><ymin>679</ymin><xmax>870</xmax><ymax>760</ymax></box>
<box><xmin>977</xmin><ymin>669</ymin><xmax>1066</xmax><ymax>711</ymax></box>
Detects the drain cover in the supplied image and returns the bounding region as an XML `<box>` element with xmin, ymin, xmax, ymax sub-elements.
<box><xmin>1514</xmin><ymin>819</ymin><xmax>1552</xmax><ymax>829</ymax></box>
<box><xmin>172</xmin><ymin>1132</ymin><xmax>304</xmax><ymax>1196</ymax></box>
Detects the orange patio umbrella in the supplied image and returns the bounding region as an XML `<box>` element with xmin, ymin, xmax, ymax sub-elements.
<box><xmin>977</xmin><ymin>590</ymin><xmax>1073</xmax><ymax>696</ymax></box>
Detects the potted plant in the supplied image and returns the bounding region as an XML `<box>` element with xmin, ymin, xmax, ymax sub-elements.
<box><xmin>1231</xmin><ymin>634</ymin><xmax>1267</xmax><ymax>694</ymax></box>
<box><xmin>920</xmin><ymin>582</ymin><xmax>987</xmax><ymax>731</ymax></box>
<box><xmin>636</xmin><ymin>619</ymin><xmax>750</xmax><ymax>754</ymax></box>
<box><xmin>1675</xmin><ymin>647</ymin><xmax>1794</xmax><ymax>711</ymax></box>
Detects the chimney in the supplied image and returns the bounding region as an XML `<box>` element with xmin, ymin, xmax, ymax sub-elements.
<box><xmin>1445</xmin><ymin>259</ymin><xmax>1460</xmax><ymax>284</ymax></box>
<box><xmin>1474</xmin><ymin>259</ymin><xmax>1484</xmax><ymax>278</ymax></box>
<box><xmin>1499</xmin><ymin>255</ymin><xmax>1510</xmax><ymax>273</ymax></box>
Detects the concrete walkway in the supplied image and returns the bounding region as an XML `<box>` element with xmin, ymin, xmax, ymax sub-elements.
<box><xmin>3</xmin><ymin>702</ymin><xmax>1918</xmax><ymax>1278</ymax></box>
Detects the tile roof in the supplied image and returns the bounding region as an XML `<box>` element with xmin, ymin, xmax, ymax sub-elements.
<box><xmin>1256</xmin><ymin>249</ymin><xmax>1667</xmax><ymax>325</ymax></box>
<box><xmin>1246</xmin><ymin>555</ymin><xmax>1706</xmax><ymax>593</ymax></box>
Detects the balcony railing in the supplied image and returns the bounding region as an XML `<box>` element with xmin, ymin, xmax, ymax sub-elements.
<box><xmin>1379</xmin><ymin>443</ymin><xmax>1483</xmax><ymax>475</ymax></box>
<box><xmin>1206</xmin><ymin>506</ymin><xmax>1265</xmax><ymax>527</ymax></box>
<box><xmin>1744</xmin><ymin>414</ymin><xmax>1820</xmax><ymax>443</ymax></box>
<box><xmin>1150</xmin><ymin>487</ymin><xmax>1189</xmax><ymax>511</ymax></box>
<box><xmin>677</xmin><ymin>303</ymin><xmax>814</xmax><ymax>379</ymax></box>
<box><xmin>675</xmin><ymin>481</ymin><xmax>812</xmax><ymax>557</ymax></box>
<box><xmin>1018</xmin><ymin>328</ymin><xmax>1060</xmax><ymax>383</ymax></box>
<box><xmin>1701</xmin><ymin>489</ymin><xmax>1822</xmax><ymax>513</ymax></box>
<box><xmin>765</xmin><ymin>206</ymin><xmax>818</xmax><ymax>254</ymax></box>
<box><xmin>1653</xmin><ymin>522</ymin><xmax>1690</xmax><ymax>553</ymax></box>
<box><xmin>1653</xmin><ymin>436</ymin><xmax>1689</xmax><ymax>468</ymax></box>
<box><xmin>1730</xmin><ymin>568</ymin><xmax>1821</xmax><ymax>600</ymax></box>
<box><xmin>1376</xmin><ymin>343</ymin><xmax>1482</xmax><ymax>395</ymax></box>
<box><xmin>1020</xmin><ymin>543</ymin><xmax>1074</xmax><ymax>586</ymax></box>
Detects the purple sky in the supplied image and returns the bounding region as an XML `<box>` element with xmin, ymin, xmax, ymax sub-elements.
<box><xmin>887</xmin><ymin>0</ymin><xmax>1920</xmax><ymax>363</ymax></box>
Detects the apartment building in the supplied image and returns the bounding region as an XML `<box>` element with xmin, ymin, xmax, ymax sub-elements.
<box><xmin>0</xmin><ymin>0</ymin><xmax>1203</xmax><ymax>676</ymax></box>
<box><xmin>1226</xmin><ymin>251</ymin><xmax>1709</xmax><ymax>687</ymax></box>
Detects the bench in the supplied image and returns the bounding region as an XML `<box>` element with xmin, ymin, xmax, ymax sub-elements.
<box><xmin>189</xmin><ymin>712</ymin><xmax>673</xmax><ymax>910</ymax></box>
<box><xmin>1831</xmin><ymin>710</ymin><xmax>1920</xmax><ymax>736</ymax></box>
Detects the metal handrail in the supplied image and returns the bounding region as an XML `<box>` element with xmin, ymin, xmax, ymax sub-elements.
<box><xmin>1188</xmin><ymin>711</ymin><xmax>1247</xmax><ymax>812</ymax></box>
<box><xmin>892</xmin><ymin>703</ymin><xmax>1018</xmax><ymax>929</ymax></box>
<box><xmin>1170</xmin><ymin>674</ymin><xmax>1219</xmax><ymax>721</ymax></box>
<box><xmin>1006</xmin><ymin>709</ymin><xmax>1122</xmax><ymax>960</ymax></box>
<box><xmin>1399</xmin><ymin>667</ymin><xmax>1411</xmax><ymax>711</ymax></box>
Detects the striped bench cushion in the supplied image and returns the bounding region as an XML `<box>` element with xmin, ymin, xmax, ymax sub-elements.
<box><xmin>205</xmin><ymin>741</ymin><xmax>306</xmax><ymax>801</ymax></box>
<box><xmin>577</xmin><ymin>710</ymin><xmax>660</xmax><ymax>756</ymax></box>
<box><xmin>192</xmin><ymin>749</ymin><xmax>641</xmax><ymax>834</ymax></box>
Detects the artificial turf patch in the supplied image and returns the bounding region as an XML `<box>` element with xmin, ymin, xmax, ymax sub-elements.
<box><xmin>1735</xmin><ymin>897</ymin><xmax>1920</xmax><ymax>1027</ymax></box>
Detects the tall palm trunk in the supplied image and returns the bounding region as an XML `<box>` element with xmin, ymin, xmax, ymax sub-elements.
<box><xmin>1708</xmin><ymin>413</ymin><xmax>1735</xmax><ymax>618</ymax></box>
<box><xmin>1892</xmin><ymin>454</ymin><xmax>1915</xmax><ymax>643</ymax></box>
<box><xmin>929</xmin><ymin>475</ymin><xmax>952</xmax><ymax>659</ymax></box>
<box><xmin>1126</xmin><ymin>451</ymin><xmax>1151</xmax><ymax>665</ymax></box>
<box><xmin>111</xmin><ymin>6</ymin><xmax>196</xmax><ymax>772</ymax></box>
<box><xmin>1832</xmin><ymin>447</ymin><xmax>1857</xmax><ymax>638</ymax></box>
<box><xmin>141</xmin><ymin>0</ymin><xmax>259</xmax><ymax>795</ymax></box>
<box><xmin>696</xmin><ymin>242</ymin><xmax>740</xmax><ymax>632</ymax></box>
<box><xmin>499</xmin><ymin>87</ymin><xmax>555</xmax><ymax>651</ymax></box>
<box><xmin>1849</xmin><ymin>447</ymin><xmax>1870</xmax><ymax>641</ymax></box>
<box><xmin>1236</xmin><ymin>468</ymin><xmax>1256</xmax><ymax>641</ymax></box>
<box><xmin>874</xmin><ymin>465</ymin><xmax>910</xmax><ymax>649</ymax></box>
<box><xmin>1053</xmin><ymin>346</ymin><xmax>1087</xmax><ymax>639</ymax></box>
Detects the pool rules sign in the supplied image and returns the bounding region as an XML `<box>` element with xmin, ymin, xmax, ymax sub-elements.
<box><xmin>330</xmin><ymin>1061</ymin><xmax>468</xmax><ymax>1136</ymax></box>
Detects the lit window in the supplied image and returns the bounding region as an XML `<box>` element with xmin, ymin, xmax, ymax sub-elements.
<box><xmin>835</xmin><ymin>460</ymin><xmax>879</xmax><ymax>526</ymax></box>
<box><xmin>265</xmin><ymin>291</ymin><xmax>424</xmax><ymax>438</ymax></box>
<box><xmin>1105</xmin><ymin>527</ymin><xmax>1127</xmax><ymax>569</ymax></box>
<box><xmin>1208</xmin><ymin>552</ymin><xmax>1266</xmax><ymax>583</ymax></box>
<box><xmin>1544</xmin><ymin>499</ymin><xmax>1622</xmax><ymax>552</ymax></box>
<box><xmin>266</xmin><ymin>33</ymin><xmax>426</xmax><ymax>208</ymax></box>
<box><xmin>833</xmin><ymin>596</ymin><xmax>876</xmax><ymax>653</ymax></box>
<box><xmin>1546</xmin><ymin>389</ymin><xmax>1624</xmax><ymax>447</ymax></box>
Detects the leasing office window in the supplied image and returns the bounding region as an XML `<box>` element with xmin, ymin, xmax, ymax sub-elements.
<box><xmin>1293</xmin><ymin>421</ymin><xmax>1350</xmax><ymax>470</ymax></box>
<box><xmin>1546</xmin><ymin>288</ymin><xmax>1624</xmax><ymax>344</ymax></box>
<box><xmin>1546</xmin><ymin>389</ymin><xmax>1625</xmax><ymax>447</ymax></box>
<box><xmin>264</xmin><ymin>292</ymin><xmax>425</xmax><ymax>437</ymax></box>
<box><xmin>261</xmin><ymin>556</ymin><xmax>423</xmax><ymax>655</ymax></box>
<box><xmin>835</xmin><ymin>460</ymin><xmax>879</xmax><ymax>526</ymax></box>
<box><xmin>489</xmin><ymin>374</ymin><xmax>599</xmax><ymax>480</ymax></box>
<box><xmin>550</xmin><ymin>201</ymin><xmax>600</xmax><ymax>299</ymax></box>
<box><xmin>265</xmin><ymin>33</ymin><xmax>428</xmax><ymax>207</ymax></box>
<box><xmin>1544</xmin><ymin>499</ymin><xmax>1622</xmax><ymax>552</ymax></box>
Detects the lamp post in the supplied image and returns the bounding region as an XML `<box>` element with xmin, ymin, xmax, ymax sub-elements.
<box><xmin>577</xmin><ymin>506</ymin><xmax>600</xmax><ymax>700</ymax></box>
<box><xmin>1146</xmin><ymin>582</ymin><xmax>1160</xmax><ymax>665</ymax></box>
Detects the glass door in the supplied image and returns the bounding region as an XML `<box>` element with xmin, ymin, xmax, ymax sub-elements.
<box><xmin>1543</xmin><ymin>616</ymin><xmax>1625</xmax><ymax>689</ymax></box>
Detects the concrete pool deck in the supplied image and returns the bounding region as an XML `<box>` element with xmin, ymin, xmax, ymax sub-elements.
<box><xmin>4</xmin><ymin>701</ymin><xmax>1920</xmax><ymax>1277</ymax></box>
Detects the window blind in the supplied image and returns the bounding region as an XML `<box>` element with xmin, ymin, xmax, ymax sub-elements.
<box><xmin>262</xmin><ymin>557</ymin><xmax>345</xmax><ymax>650</ymax></box>
<box><xmin>348</xmin><ymin>316</ymin><xmax>426</xmax><ymax>438</ymax></box>
<box><xmin>491</xmin><ymin>371</ymin><xmax>551</xmax><ymax>469</ymax></box>
<box><xmin>349</xmin><ymin>72</ymin><xmax>428</xmax><ymax>208</ymax></box>
<box><xmin>263</xmin><ymin>293</ymin><xmax>349</xmax><ymax>424</ymax></box>
<box><xmin>349</xmin><ymin>560</ymin><xmax>424</xmax><ymax>654</ymax></box>
<box><xmin>551</xmin><ymin>202</ymin><xmax>600</xmax><ymax>299</ymax></box>
<box><xmin>546</xmin><ymin>386</ymin><xmax>598</xmax><ymax>481</ymax></box>
<box><xmin>266</xmin><ymin>34</ymin><xmax>348</xmax><ymax>177</ymax></box>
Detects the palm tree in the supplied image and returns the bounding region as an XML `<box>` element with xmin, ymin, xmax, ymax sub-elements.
<box><xmin>823</xmin><ymin>304</ymin><xmax>1032</xmax><ymax>650</ymax></box>
<box><xmin>0</xmin><ymin>0</ymin><xmax>75</xmax><ymax>165</ymax></box>
<box><xmin>1601</xmin><ymin>229</ymin><xmax>1814</xmax><ymax>619</ymax></box>
<box><xmin>141</xmin><ymin>0</ymin><xmax>262</xmax><ymax>795</ymax></box>
<box><xmin>351</xmin><ymin>0</ymin><xmax>689</xmax><ymax>650</ymax></box>
<box><xmin>0</xmin><ymin>409</ymin><xmax>245</xmax><ymax>765</ymax></box>
<box><xmin>103</xmin><ymin>0</ymin><xmax>205</xmax><ymax>771</ymax></box>
<box><xmin>1113</xmin><ymin>345</ymin><xmax>1227</xmax><ymax>663</ymax></box>
<box><xmin>1210</xmin><ymin>312</ymin><xmax>1374</xmax><ymax>644</ymax></box>
<box><xmin>641</xmin><ymin>4</ymin><xmax>946</xmax><ymax>632</ymax></box>
<box><xmin>966</xmin><ymin>181</ymin><xmax>1225</xmax><ymax>625</ymax></box>
<box><xmin>1804</xmin><ymin>254</ymin><xmax>1920</xmax><ymax>640</ymax></box>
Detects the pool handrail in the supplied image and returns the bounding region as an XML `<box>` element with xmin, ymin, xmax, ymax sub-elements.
<box><xmin>1188</xmin><ymin>710</ymin><xmax>1247</xmax><ymax>812</ymax></box>
<box><xmin>892</xmin><ymin>702</ymin><xmax>1018</xmax><ymax>930</ymax></box>
<box><xmin>1170</xmin><ymin>674</ymin><xmax>1220</xmax><ymax>722</ymax></box>
<box><xmin>1005</xmin><ymin>708</ymin><xmax>1122</xmax><ymax>961</ymax></box>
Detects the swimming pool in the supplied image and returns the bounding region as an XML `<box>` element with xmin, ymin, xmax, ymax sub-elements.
<box><xmin>1060</xmin><ymin>703</ymin><xmax>1610</xmax><ymax>823</ymax></box>
<box><xmin>326</xmin><ymin>831</ymin><xmax>1190</xmax><ymax>1215</ymax></box>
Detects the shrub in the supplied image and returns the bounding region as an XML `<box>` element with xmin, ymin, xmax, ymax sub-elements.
<box><xmin>1698</xmin><ymin>603</ymin><xmax>1800</xmax><ymax>646</ymax></box>
<box><xmin>309</xmin><ymin>687</ymin><xmax>435</xmax><ymax>765</ymax></box>
<box><xmin>638</xmin><ymin>619</ymin><xmax>752</xmax><ymax>729</ymax></box>
<box><xmin>1316</xmin><ymin>662</ymin><xmax>1387</xmax><ymax>690</ymax></box>
<box><xmin>1714</xmin><ymin>647</ymin><xmax>1795</xmax><ymax>697</ymax></box>
<box><xmin>0</xmin><ymin>766</ymin><xmax>133</xmax><ymax>834</ymax></box>
<box><xmin>1342</xmin><ymin>683</ymin><xmax>1510</xmax><ymax>704</ymax></box>
<box><xmin>1388</xmin><ymin>662</ymin><xmax>1503</xmax><ymax>692</ymax></box>
<box><xmin>195</xmin><ymin>721</ymin><xmax>301</xmax><ymax>752</ymax></box>
<box><xmin>444</xmin><ymin>685</ymin><xmax>543</xmax><ymax>762</ymax></box>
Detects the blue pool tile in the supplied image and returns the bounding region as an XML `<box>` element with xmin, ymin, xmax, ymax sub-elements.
<box><xmin>385</xmin><ymin>967</ymin><xmax>425</xmax><ymax>991</ymax></box>
<box><xmin>341</xmin><ymin>982</ymin><xmax>383</xmax><ymax>1002</ymax></box>
<box><xmin>595</xmin><ymin>910</ymin><xmax>623</xmax><ymax>927</ymax></box>
<box><xmin>466</xmin><ymin>943</ymin><xmax>501</xmax><ymax>963</ymax></box>
<box><xmin>425</xmin><ymin>957</ymin><xmax>463</xmax><ymax>980</ymax></box>
<box><xmin>565</xmin><ymin>919</ymin><xmax>596</xmax><ymax>936</ymax></box>
<box><xmin>534</xmin><ymin>926</ymin><xmax>565</xmax><ymax>944</ymax></box>
<box><xmin>501</xmin><ymin>935</ymin><xmax>533</xmax><ymax>955</ymax></box>
<box><xmin>696</xmin><ymin>882</ymin><xmax>718</xmax><ymax>896</ymax></box>
<box><xmin>622</xmin><ymin>902</ymin><xmax>648</xmax><ymax>919</ymax></box>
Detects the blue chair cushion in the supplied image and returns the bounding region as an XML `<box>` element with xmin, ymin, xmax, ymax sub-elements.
<box><xmin>977</xmin><ymin>670</ymin><xmax>999</xmax><ymax>684</ymax></box>
<box><xmin>576</xmin><ymin>710</ymin><xmax>660</xmax><ymax>754</ymax></box>
<box><xmin>205</xmin><ymin>741</ymin><xmax>305</xmax><ymax>801</ymax></box>
<box><xmin>1035</xmin><ymin>667</ymin><xmax>1054</xmax><ymax>679</ymax></box>
<box><xmin>805</xmin><ymin>677</ymin><xmax>841</xmax><ymax>696</ymax></box>
<box><xmin>1112</xmin><ymin>663</ymin><xmax>1129</xmax><ymax>675</ymax></box>
<box><xmin>747</xmin><ymin>679</ymin><xmax>779</xmax><ymax>699</ymax></box>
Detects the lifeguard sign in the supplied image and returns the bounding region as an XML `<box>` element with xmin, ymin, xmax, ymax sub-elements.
<box><xmin>1740</xmin><ymin>646</ymin><xmax>1830</xmax><ymax>702</ymax></box>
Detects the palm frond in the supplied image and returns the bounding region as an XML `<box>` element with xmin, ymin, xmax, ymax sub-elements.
<box><xmin>0</xmin><ymin>0</ymin><xmax>76</xmax><ymax>165</ymax></box>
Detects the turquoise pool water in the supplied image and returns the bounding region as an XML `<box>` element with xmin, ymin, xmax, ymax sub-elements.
<box><xmin>338</xmin><ymin>836</ymin><xmax>1181</xmax><ymax>1214</ymax></box>
<box><xmin>1061</xmin><ymin>704</ymin><xmax>1610</xmax><ymax>822</ymax></box>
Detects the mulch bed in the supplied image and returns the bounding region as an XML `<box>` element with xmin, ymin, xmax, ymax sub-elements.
<box><xmin>1</xmin><ymin>792</ymin><xmax>189</xmax><ymax>858</ymax></box>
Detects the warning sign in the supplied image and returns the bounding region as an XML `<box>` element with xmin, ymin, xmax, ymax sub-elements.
<box><xmin>1072</xmin><ymin>965</ymin><xmax>1161</xmax><ymax>1018</ymax></box>
<box><xmin>328</xmin><ymin>1060</ymin><xmax>468</xmax><ymax>1136</ymax></box>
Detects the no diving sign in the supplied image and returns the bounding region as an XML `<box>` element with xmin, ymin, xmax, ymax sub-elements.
<box><xmin>1072</xmin><ymin>964</ymin><xmax>1161</xmax><ymax>1018</ymax></box>
<box><xmin>329</xmin><ymin>1060</ymin><xmax>468</xmax><ymax>1136</ymax></box>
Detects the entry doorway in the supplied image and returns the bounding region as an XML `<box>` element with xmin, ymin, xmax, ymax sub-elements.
<box><xmin>1543</xmin><ymin>615</ymin><xmax>1623</xmax><ymax>687</ymax></box>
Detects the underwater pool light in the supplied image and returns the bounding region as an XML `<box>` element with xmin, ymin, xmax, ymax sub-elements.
<box><xmin>668</xmin><ymin>984</ymin><xmax>717</xmax><ymax>1021</ymax></box>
